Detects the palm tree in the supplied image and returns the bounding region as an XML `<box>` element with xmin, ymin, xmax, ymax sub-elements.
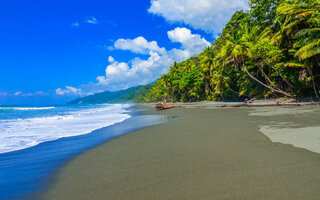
<box><xmin>200</xmin><ymin>47</ymin><xmax>216</xmax><ymax>77</ymax></box>
<box><xmin>276</xmin><ymin>0</ymin><xmax>320</xmax><ymax>98</ymax></box>
<box><xmin>277</xmin><ymin>0</ymin><xmax>320</xmax><ymax>60</ymax></box>
<box><xmin>294</xmin><ymin>27</ymin><xmax>320</xmax><ymax>98</ymax></box>
<box><xmin>199</xmin><ymin>47</ymin><xmax>216</xmax><ymax>94</ymax></box>
<box><xmin>220</xmin><ymin>24</ymin><xmax>293</xmax><ymax>97</ymax></box>
<box><xmin>294</xmin><ymin>28</ymin><xmax>320</xmax><ymax>61</ymax></box>
<box><xmin>160</xmin><ymin>74</ymin><xmax>171</xmax><ymax>101</ymax></box>
<box><xmin>170</xmin><ymin>61</ymin><xmax>180</xmax><ymax>77</ymax></box>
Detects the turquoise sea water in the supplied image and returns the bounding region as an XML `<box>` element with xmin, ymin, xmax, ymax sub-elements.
<box><xmin>0</xmin><ymin>104</ymin><xmax>173</xmax><ymax>199</ymax></box>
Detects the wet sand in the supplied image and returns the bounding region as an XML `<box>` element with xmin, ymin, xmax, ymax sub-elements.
<box><xmin>250</xmin><ymin>106</ymin><xmax>320</xmax><ymax>154</ymax></box>
<box><xmin>39</xmin><ymin>104</ymin><xmax>320</xmax><ymax>200</ymax></box>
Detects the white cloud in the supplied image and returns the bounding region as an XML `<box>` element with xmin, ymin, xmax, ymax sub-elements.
<box><xmin>71</xmin><ymin>22</ymin><xmax>80</xmax><ymax>27</ymax></box>
<box><xmin>94</xmin><ymin>27</ymin><xmax>210</xmax><ymax>91</ymax></box>
<box><xmin>113</xmin><ymin>37</ymin><xmax>166</xmax><ymax>55</ymax></box>
<box><xmin>95</xmin><ymin>51</ymin><xmax>173</xmax><ymax>90</ymax></box>
<box><xmin>21</xmin><ymin>93</ymin><xmax>34</xmax><ymax>97</ymax></box>
<box><xmin>56</xmin><ymin>86</ymin><xmax>85</xmax><ymax>96</ymax></box>
<box><xmin>5</xmin><ymin>91</ymin><xmax>47</xmax><ymax>97</ymax></box>
<box><xmin>84</xmin><ymin>16</ymin><xmax>98</xmax><ymax>24</ymax></box>
<box><xmin>54</xmin><ymin>27</ymin><xmax>210</xmax><ymax>94</ymax></box>
<box><xmin>34</xmin><ymin>91</ymin><xmax>46</xmax><ymax>95</ymax></box>
<box><xmin>168</xmin><ymin>27</ymin><xmax>211</xmax><ymax>53</ymax></box>
<box><xmin>55</xmin><ymin>88</ymin><xmax>65</xmax><ymax>95</ymax></box>
<box><xmin>108</xmin><ymin>56</ymin><xmax>115</xmax><ymax>63</ymax></box>
<box><xmin>148</xmin><ymin>0</ymin><xmax>249</xmax><ymax>33</ymax></box>
<box><xmin>66</xmin><ymin>86</ymin><xmax>79</xmax><ymax>93</ymax></box>
<box><xmin>168</xmin><ymin>27</ymin><xmax>194</xmax><ymax>43</ymax></box>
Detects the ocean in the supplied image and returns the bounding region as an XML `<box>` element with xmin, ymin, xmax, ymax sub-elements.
<box><xmin>0</xmin><ymin>104</ymin><xmax>172</xmax><ymax>199</ymax></box>
<box><xmin>0</xmin><ymin>104</ymin><xmax>131</xmax><ymax>154</ymax></box>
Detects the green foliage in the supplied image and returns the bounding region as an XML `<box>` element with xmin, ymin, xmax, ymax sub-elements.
<box><xmin>146</xmin><ymin>57</ymin><xmax>205</xmax><ymax>102</ymax></box>
<box><xmin>146</xmin><ymin>0</ymin><xmax>320</xmax><ymax>102</ymax></box>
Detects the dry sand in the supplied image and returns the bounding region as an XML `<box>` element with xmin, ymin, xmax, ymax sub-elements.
<box><xmin>39</xmin><ymin>104</ymin><xmax>320</xmax><ymax>200</ymax></box>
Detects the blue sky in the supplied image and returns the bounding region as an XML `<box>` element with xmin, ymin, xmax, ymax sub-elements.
<box><xmin>0</xmin><ymin>0</ymin><xmax>248</xmax><ymax>104</ymax></box>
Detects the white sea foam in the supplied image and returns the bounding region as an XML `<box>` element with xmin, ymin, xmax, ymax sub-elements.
<box><xmin>0</xmin><ymin>104</ymin><xmax>131</xmax><ymax>153</ymax></box>
<box><xmin>0</xmin><ymin>107</ymin><xmax>55</xmax><ymax>110</ymax></box>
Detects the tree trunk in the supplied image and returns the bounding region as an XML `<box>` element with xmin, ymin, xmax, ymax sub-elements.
<box><xmin>315</xmin><ymin>58</ymin><xmax>320</xmax><ymax>66</ymax></box>
<box><xmin>204</xmin><ymin>78</ymin><xmax>210</xmax><ymax>94</ymax></box>
<box><xmin>234</xmin><ymin>56</ymin><xmax>238</xmax><ymax>71</ymax></box>
<box><xmin>307</xmin><ymin>67</ymin><xmax>319</xmax><ymax>99</ymax></box>
<box><xmin>259</xmin><ymin>66</ymin><xmax>279</xmax><ymax>98</ymax></box>
<box><xmin>259</xmin><ymin>66</ymin><xmax>276</xmax><ymax>87</ymax></box>
<box><xmin>241</xmin><ymin>65</ymin><xmax>293</xmax><ymax>97</ymax></box>
<box><xmin>279</xmin><ymin>73</ymin><xmax>293</xmax><ymax>87</ymax></box>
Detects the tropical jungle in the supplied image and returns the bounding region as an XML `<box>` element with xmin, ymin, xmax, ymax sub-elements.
<box><xmin>145</xmin><ymin>0</ymin><xmax>320</xmax><ymax>102</ymax></box>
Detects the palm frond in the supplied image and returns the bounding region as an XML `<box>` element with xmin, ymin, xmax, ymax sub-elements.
<box><xmin>295</xmin><ymin>40</ymin><xmax>320</xmax><ymax>60</ymax></box>
<box><xmin>284</xmin><ymin>62</ymin><xmax>306</xmax><ymax>68</ymax></box>
<box><xmin>295</xmin><ymin>28</ymin><xmax>309</xmax><ymax>38</ymax></box>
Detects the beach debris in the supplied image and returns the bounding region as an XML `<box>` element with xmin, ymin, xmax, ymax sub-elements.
<box><xmin>245</xmin><ymin>98</ymin><xmax>255</xmax><ymax>104</ymax></box>
<box><xmin>215</xmin><ymin>97</ymin><xmax>309</xmax><ymax>108</ymax></box>
<box><xmin>216</xmin><ymin>102</ymin><xmax>303</xmax><ymax>108</ymax></box>
<box><xmin>276</xmin><ymin>98</ymin><xmax>298</xmax><ymax>104</ymax></box>
<box><xmin>155</xmin><ymin>102</ymin><xmax>175</xmax><ymax>111</ymax></box>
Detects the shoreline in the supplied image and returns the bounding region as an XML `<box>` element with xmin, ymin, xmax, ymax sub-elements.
<box><xmin>1</xmin><ymin>105</ymin><xmax>172</xmax><ymax>200</ymax></box>
<box><xmin>39</xmin><ymin>103</ymin><xmax>320</xmax><ymax>199</ymax></box>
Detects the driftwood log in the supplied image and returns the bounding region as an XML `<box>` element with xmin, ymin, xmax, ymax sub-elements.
<box><xmin>216</xmin><ymin>103</ymin><xmax>303</xmax><ymax>108</ymax></box>
<box><xmin>155</xmin><ymin>102</ymin><xmax>175</xmax><ymax>111</ymax></box>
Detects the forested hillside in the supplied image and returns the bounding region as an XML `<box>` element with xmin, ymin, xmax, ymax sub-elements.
<box><xmin>146</xmin><ymin>0</ymin><xmax>320</xmax><ymax>102</ymax></box>
<box><xmin>69</xmin><ymin>83</ymin><xmax>153</xmax><ymax>104</ymax></box>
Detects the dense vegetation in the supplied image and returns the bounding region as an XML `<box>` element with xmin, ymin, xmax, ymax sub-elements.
<box><xmin>69</xmin><ymin>83</ymin><xmax>153</xmax><ymax>104</ymax></box>
<box><xmin>146</xmin><ymin>0</ymin><xmax>320</xmax><ymax>102</ymax></box>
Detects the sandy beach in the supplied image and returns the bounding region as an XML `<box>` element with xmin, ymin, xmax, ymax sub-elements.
<box><xmin>39</xmin><ymin>104</ymin><xmax>320</xmax><ymax>200</ymax></box>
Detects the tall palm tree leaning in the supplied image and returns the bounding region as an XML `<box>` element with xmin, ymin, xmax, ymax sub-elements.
<box><xmin>277</xmin><ymin>0</ymin><xmax>320</xmax><ymax>98</ymax></box>
<box><xmin>220</xmin><ymin>24</ymin><xmax>293</xmax><ymax>97</ymax></box>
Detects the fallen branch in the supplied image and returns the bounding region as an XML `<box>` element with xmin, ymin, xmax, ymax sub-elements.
<box><xmin>155</xmin><ymin>102</ymin><xmax>176</xmax><ymax>111</ymax></box>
